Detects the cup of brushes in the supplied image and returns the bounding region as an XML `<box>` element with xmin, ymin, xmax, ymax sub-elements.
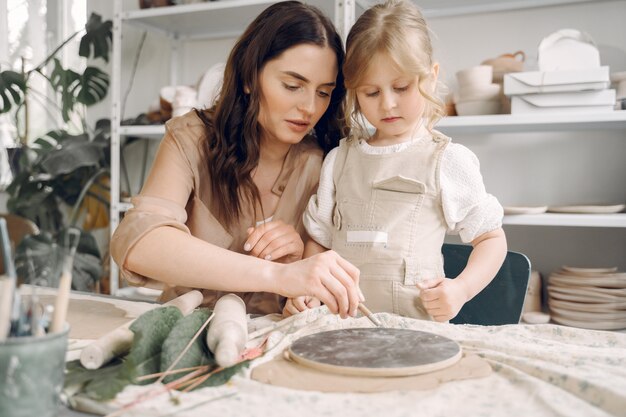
<box><xmin>0</xmin><ymin>223</ymin><xmax>79</xmax><ymax>417</ymax></box>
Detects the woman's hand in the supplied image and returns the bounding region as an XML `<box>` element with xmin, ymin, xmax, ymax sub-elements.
<box><xmin>283</xmin><ymin>296</ymin><xmax>321</xmax><ymax>317</ymax></box>
<box><xmin>418</xmin><ymin>277</ymin><xmax>468</xmax><ymax>322</ymax></box>
<box><xmin>276</xmin><ymin>250</ymin><xmax>361</xmax><ymax>319</ymax></box>
<box><xmin>244</xmin><ymin>220</ymin><xmax>304</xmax><ymax>263</ymax></box>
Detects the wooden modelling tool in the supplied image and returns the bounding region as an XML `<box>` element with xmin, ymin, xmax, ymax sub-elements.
<box><xmin>80</xmin><ymin>290</ymin><xmax>204</xmax><ymax>369</ymax></box>
<box><xmin>206</xmin><ymin>293</ymin><xmax>248</xmax><ymax>368</ymax></box>
<box><xmin>357</xmin><ymin>303</ymin><xmax>382</xmax><ymax>327</ymax></box>
<box><xmin>50</xmin><ymin>229</ymin><xmax>80</xmax><ymax>334</ymax></box>
<box><xmin>287</xmin><ymin>328</ymin><xmax>462</xmax><ymax>377</ymax></box>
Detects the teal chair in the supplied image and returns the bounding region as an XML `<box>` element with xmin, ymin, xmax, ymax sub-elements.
<box><xmin>442</xmin><ymin>243</ymin><xmax>531</xmax><ymax>325</ymax></box>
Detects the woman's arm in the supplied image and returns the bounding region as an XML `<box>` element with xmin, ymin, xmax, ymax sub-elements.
<box><xmin>113</xmin><ymin>119</ymin><xmax>360</xmax><ymax>317</ymax></box>
<box><xmin>126</xmin><ymin>226</ymin><xmax>360</xmax><ymax>317</ymax></box>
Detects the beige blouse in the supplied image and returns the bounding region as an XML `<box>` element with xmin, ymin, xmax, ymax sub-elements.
<box><xmin>110</xmin><ymin>111</ymin><xmax>324</xmax><ymax>314</ymax></box>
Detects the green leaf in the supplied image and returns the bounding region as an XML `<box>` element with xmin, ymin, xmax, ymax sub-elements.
<box><xmin>193</xmin><ymin>360</ymin><xmax>251</xmax><ymax>390</ymax></box>
<box><xmin>40</xmin><ymin>141</ymin><xmax>103</xmax><ymax>176</ymax></box>
<box><xmin>0</xmin><ymin>69</ymin><xmax>26</xmax><ymax>113</ymax></box>
<box><xmin>75</xmin><ymin>67</ymin><xmax>109</xmax><ymax>106</ymax></box>
<box><xmin>64</xmin><ymin>359</ymin><xmax>133</xmax><ymax>402</ymax></box>
<box><xmin>50</xmin><ymin>58</ymin><xmax>80</xmax><ymax>122</ymax></box>
<box><xmin>80</xmin><ymin>13</ymin><xmax>113</xmax><ymax>62</ymax></box>
<box><xmin>126</xmin><ymin>307</ymin><xmax>184</xmax><ymax>382</ymax></box>
<box><xmin>160</xmin><ymin>309</ymin><xmax>215</xmax><ymax>384</ymax></box>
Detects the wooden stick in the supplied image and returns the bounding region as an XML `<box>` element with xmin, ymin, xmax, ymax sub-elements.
<box><xmin>0</xmin><ymin>276</ymin><xmax>14</xmax><ymax>341</ymax></box>
<box><xmin>0</xmin><ymin>218</ymin><xmax>17</xmax><ymax>340</ymax></box>
<box><xmin>80</xmin><ymin>289</ymin><xmax>204</xmax><ymax>369</ymax></box>
<box><xmin>358</xmin><ymin>303</ymin><xmax>382</xmax><ymax>327</ymax></box>
<box><xmin>50</xmin><ymin>229</ymin><xmax>80</xmax><ymax>334</ymax></box>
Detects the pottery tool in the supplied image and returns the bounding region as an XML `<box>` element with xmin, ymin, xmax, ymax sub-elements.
<box><xmin>80</xmin><ymin>289</ymin><xmax>204</xmax><ymax>369</ymax></box>
<box><xmin>287</xmin><ymin>328</ymin><xmax>462</xmax><ymax>377</ymax></box>
<box><xmin>206</xmin><ymin>294</ymin><xmax>248</xmax><ymax>368</ymax></box>
<box><xmin>357</xmin><ymin>302</ymin><xmax>382</xmax><ymax>327</ymax></box>
<box><xmin>50</xmin><ymin>228</ymin><xmax>80</xmax><ymax>334</ymax></box>
<box><xmin>0</xmin><ymin>218</ymin><xmax>17</xmax><ymax>340</ymax></box>
<box><xmin>0</xmin><ymin>276</ymin><xmax>13</xmax><ymax>341</ymax></box>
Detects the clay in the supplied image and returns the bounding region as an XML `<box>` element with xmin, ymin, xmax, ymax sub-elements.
<box><xmin>288</xmin><ymin>328</ymin><xmax>462</xmax><ymax>377</ymax></box>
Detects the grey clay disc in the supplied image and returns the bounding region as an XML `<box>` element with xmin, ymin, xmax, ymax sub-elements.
<box><xmin>288</xmin><ymin>328</ymin><xmax>462</xmax><ymax>377</ymax></box>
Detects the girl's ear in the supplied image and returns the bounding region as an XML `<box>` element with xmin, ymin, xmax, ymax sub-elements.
<box><xmin>244</xmin><ymin>86</ymin><xmax>251</xmax><ymax>94</ymax></box>
<box><xmin>431</xmin><ymin>62</ymin><xmax>440</xmax><ymax>84</ymax></box>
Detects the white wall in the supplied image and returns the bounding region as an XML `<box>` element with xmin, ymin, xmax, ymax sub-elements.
<box><xmin>87</xmin><ymin>1</ymin><xmax>626</xmax><ymax>278</ymax></box>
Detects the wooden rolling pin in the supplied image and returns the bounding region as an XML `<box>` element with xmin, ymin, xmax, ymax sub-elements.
<box><xmin>206</xmin><ymin>294</ymin><xmax>248</xmax><ymax>368</ymax></box>
<box><xmin>80</xmin><ymin>290</ymin><xmax>204</xmax><ymax>369</ymax></box>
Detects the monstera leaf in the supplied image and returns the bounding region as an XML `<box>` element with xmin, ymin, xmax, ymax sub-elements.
<box><xmin>0</xmin><ymin>69</ymin><xmax>26</xmax><ymax>114</ymax></box>
<box><xmin>80</xmin><ymin>13</ymin><xmax>113</xmax><ymax>62</ymax></box>
<box><xmin>75</xmin><ymin>67</ymin><xmax>109</xmax><ymax>106</ymax></box>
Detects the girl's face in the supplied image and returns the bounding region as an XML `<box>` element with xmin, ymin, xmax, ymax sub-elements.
<box><xmin>257</xmin><ymin>44</ymin><xmax>338</xmax><ymax>149</ymax></box>
<box><xmin>355</xmin><ymin>52</ymin><xmax>436</xmax><ymax>145</ymax></box>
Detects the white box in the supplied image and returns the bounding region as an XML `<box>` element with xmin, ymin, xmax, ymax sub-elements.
<box><xmin>504</xmin><ymin>67</ymin><xmax>610</xmax><ymax>96</ymax></box>
<box><xmin>511</xmin><ymin>89</ymin><xmax>616</xmax><ymax>114</ymax></box>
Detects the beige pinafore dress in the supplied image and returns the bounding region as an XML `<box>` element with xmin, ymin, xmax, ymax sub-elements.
<box><xmin>330</xmin><ymin>133</ymin><xmax>450</xmax><ymax>319</ymax></box>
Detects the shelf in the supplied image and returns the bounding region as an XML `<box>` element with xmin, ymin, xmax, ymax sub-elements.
<box><xmin>117</xmin><ymin>111</ymin><xmax>626</xmax><ymax>139</ymax></box>
<box><xmin>117</xmin><ymin>201</ymin><xmax>133</xmax><ymax>212</ymax></box>
<box><xmin>437</xmin><ymin>111</ymin><xmax>626</xmax><ymax>135</ymax></box>
<box><xmin>357</xmin><ymin>0</ymin><xmax>606</xmax><ymax>18</ymax></box>
<box><xmin>119</xmin><ymin>124</ymin><xmax>165</xmax><ymax>138</ymax></box>
<box><xmin>121</xmin><ymin>0</ymin><xmax>334</xmax><ymax>40</ymax></box>
<box><xmin>503</xmin><ymin>213</ymin><xmax>626</xmax><ymax>228</ymax></box>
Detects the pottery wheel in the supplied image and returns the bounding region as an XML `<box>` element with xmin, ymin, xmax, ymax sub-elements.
<box><xmin>287</xmin><ymin>328</ymin><xmax>462</xmax><ymax>377</ymax></box>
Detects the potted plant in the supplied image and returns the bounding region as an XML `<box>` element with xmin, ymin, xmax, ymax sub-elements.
<box><xmin>0</xmin><ymin>13</ymin><xmax>113</xmax><ymax>291</ymax></box>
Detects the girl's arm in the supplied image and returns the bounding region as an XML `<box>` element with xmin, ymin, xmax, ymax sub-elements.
<box><xmin>418</xmin><ymin>227</ymin><xmax>507</xmax><ymax>322</ymax></box>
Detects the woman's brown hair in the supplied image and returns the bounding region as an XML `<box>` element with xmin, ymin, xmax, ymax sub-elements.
<box><xmin>196</xmin><ymin>1</ymin><xmax>346</xmax><ymax>229</ymax></box>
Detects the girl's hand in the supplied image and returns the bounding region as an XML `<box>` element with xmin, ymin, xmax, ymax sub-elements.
<box><xmin>277</xmin><ymin>250</ymin><xmax>361</xmax><ymax>319</ymax></box>
<box><xmin>244</xmin><ymin>220</ymin><xmax>304</xmax><ymax>264</ymax></box>
<box><xmin>282</xmin><ymin>296</ymin><xmax>321</xmax><ymax>317</ymax></box>
<box><xmin>418</xmin><ymin>277</ymin><xmax>468</xmax><ymax>322</ymax></box>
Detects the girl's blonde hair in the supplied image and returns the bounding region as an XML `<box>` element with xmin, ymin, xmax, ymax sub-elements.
<box><xmin>344</xmin><ymin>0</ymin><xmax>445</xmax><ymax>138</ymax></box>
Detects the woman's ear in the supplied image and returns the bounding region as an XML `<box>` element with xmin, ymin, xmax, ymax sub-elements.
<box><xmin>244</xmin><ymin>86</ymin><xmax>251</xmax><ymax>94</ymax></box>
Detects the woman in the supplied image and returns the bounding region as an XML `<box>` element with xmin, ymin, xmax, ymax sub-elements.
<box><xmin>111</xmin><ymin>1</ymin><xmax>361</xmax><ymax>318</ymax></box>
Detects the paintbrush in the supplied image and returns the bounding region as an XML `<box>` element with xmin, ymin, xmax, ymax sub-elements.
<box><xmin>358</xmin><ymin>302</ymin><xmax>382</xmax><ymax>327</ymax></box>
<box><xmin>0</xmin><ymin>218</ymin><xmax>17</xmax><ymax>340</ymax></box>
<box><xmin>50</xmin><ymin>228</ymin><xmax>80</xmax><ymax>334</ymax></box>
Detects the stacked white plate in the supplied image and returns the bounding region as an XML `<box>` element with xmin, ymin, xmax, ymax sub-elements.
<box><xmin>547</xmin><ymin>266</ymin><xmax>626</xmax><ymax>330</ymax></box>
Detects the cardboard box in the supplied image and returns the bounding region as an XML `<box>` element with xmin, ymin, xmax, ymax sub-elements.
<box><xmin>511</xmin><ymin>89</ymin><xmax>616</xmax><ymax>114</ymax></box>
<box><xmin>504</xmin><ymin>67</ymin><xmax>610</xmax><ymax>96</ymax></box>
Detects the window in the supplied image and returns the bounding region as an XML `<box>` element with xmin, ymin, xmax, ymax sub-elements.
<box><xmin>0</xmin><ymin>0</ymin><xmax>87</xmax><ymax>145</ymax></box>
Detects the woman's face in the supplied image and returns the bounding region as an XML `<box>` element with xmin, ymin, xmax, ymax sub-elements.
<box><xmin>257</xmin><ymin>44</ymin><xmax>338</xmax><ymax>147</ymax></box>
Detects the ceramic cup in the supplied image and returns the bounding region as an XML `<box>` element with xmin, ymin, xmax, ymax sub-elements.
<box><xmin>456</xmin><ymin>65</ymin><xmax>493</xmax><ymax>88</ymax></box>
<box><xmin>0</xmin><ymin>326</ymin><xmax>69</xmax><ymax>417</ymax></box>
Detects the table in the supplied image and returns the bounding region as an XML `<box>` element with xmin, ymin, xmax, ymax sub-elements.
<box><xmin>53</xmin><ymin>290</ymin><xmax>626</xmax><ymax>417</ymax></box>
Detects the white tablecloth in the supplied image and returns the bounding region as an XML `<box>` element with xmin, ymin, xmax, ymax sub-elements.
<box><xmin>100</xmin><ymin>307</ymin><xmax>626</xmax><ymax>417</ymax></box>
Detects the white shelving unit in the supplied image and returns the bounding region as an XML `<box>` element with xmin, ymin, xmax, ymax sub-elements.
<box><xmin>109</xmin><ymin>0</ymin><xmax>626</xmax><ymax>293</ymax></box>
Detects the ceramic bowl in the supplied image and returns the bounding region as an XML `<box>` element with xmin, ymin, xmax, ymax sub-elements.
<box><xmin>456</xmin><ymin>65</ymin><xmax>493</xmax><ymax>87</ymax></box>
<box><xmin>482</xmin><ymin>51</ymin><xmax>525</xmax><ymax>82</ymax></box>
<box><xmin>458</xmin><ymin>83</ymin><xmax>501</xmax><ymax>102</ymax></box>
<box><xmin>455</xmin><ymin>99</ymin><xmax>501</xmax><ymax>116</ymax></box>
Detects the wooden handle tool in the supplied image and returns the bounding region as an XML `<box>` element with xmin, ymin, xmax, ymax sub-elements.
<box><xmin>358</xmin><ymin>303</ymin><xmax>382</xmax><ymax>327</ymax></box>
<box><xmin>80</xmin><ymin>289</ymin><xmax>203</xmax><ymax>369</ymax></box>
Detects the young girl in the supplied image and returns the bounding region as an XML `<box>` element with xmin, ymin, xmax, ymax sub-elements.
<box><xmin>284</xmin><ymin>0</ymin><xmax>507</xmax><ymax>321</ymax></box>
